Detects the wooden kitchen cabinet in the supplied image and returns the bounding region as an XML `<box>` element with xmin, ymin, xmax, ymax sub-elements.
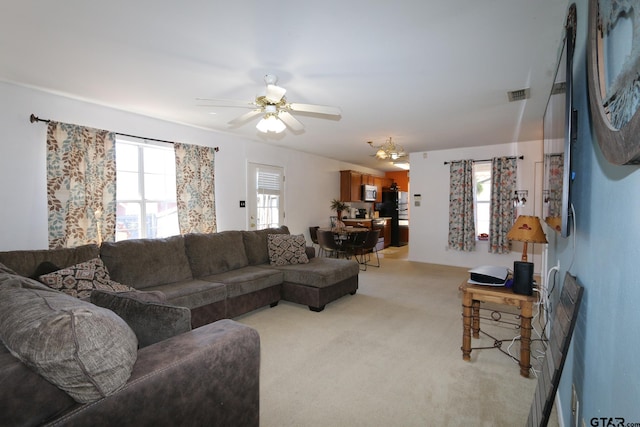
<box><xmin>362</xmin><ymin>174</ymin><xmax>375</xmax><ymax>185</ymax></box>
<box><xmin>399</xmin><ymin>225</ymin><xmax>409</xmax><ymax>245</ymax></box>
<box><xmin>341</xmin><ymin>170</ymin><xmax>395</xmax><ymax>202</ymax></box>
<box><xmin>340</xmin><ymin>170</ymin><xmax>363</xmax><ymax>202</ymax></box>
<box><xmin>383</xmin><ymin>219</ymin><xmax>391</xmax><ymax>247</ymax></box>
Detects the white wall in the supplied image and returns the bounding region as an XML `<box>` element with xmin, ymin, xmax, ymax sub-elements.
<box><xmin>0</xmin><ymin>81</ymin><xmax>379</xmax><ymax>250</ymax></box>
<box><xmin>408</xmin><ymin>140</ymin><xmax>545</xmax><ymax>273</ymax></box>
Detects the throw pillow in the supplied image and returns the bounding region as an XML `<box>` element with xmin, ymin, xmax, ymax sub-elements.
<box><xmin>91</xmin><ymin>290</ymin><xmax>191</xmax><ymax>348</ymax></box>
<box><xmin>267</xmin><ymin>234</ymin><xmax>309</xmax><ymax>266</ymax></box>
<box><xmin>0</xmin><ymin>276</ymin><xmax>138</xmax><ymax>403</ymax></box>
<box><xmin>39</xmin><ymin>257</ymin><xmax>134</xmax><ymax>299</ymax></box>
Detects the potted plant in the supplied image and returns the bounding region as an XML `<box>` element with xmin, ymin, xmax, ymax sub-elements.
<box><xmin>330</xmin><ymin>199</ymin><xmax>349</xmax><ymax>220</ymax></box>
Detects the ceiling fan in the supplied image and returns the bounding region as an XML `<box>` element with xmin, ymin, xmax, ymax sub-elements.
<box><xmin>198</xmin><ymin>74</ymin><xmax>342</xmax><ymax>133</ymax></box>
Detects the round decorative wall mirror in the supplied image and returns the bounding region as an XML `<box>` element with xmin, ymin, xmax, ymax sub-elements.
<box><xmin>587</xmin><ymin>0</ymin><xmax>640</xmax><ymax>165</ymax></box>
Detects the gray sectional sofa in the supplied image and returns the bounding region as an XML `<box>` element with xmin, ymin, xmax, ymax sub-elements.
<box><xmin>0</xmin><ymin>226</ymin><xmax>359</xmax><ymax>426</ymax></box>
<box><xmin>99</xmin><ymin>226</ymin><xmax>360</xmax><ymax>322</ymax></box>
<box><xmin>0</xmin><ymin>226</ymin><xmax>359</xmax><ymax>325</ymax></box>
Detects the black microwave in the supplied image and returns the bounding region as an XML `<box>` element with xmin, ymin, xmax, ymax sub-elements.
<box><xmin>361</xmin><ymin>185</ymin><xmax>377</xmax><ymax>202</ymax></box>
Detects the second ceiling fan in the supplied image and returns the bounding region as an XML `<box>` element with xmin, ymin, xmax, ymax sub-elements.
<box><xmin>199</xmin><ymin>74</ymin><xmax>342</xmax><ymax>133</ymax></box>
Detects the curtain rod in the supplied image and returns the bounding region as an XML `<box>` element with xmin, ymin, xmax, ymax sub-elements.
<box><xmin>443</xmin><ymin>155</ymin><xmax>523</xmax><ymax>165</ymax></box>
<box><xmin>30</xmin><ymin>114</ymin><xmax>219</xmax><ymax>152</ymax></box>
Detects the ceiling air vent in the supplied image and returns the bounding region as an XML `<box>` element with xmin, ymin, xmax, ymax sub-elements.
<box><xmin>507</xmin><ymin>88</ymin><xmax>530</xmax><ymax>102</ymax></box>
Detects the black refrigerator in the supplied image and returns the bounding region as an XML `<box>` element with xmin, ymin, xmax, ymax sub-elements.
<box><xmin>377</xmin><ymin>191</ymin><xmax>408</xmax><ymax>247</ymax></box>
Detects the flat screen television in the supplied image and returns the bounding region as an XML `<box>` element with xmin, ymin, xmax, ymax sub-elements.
<box><xmin>543</xmin><ymin>5</ymin><xmax>577</xmax><ymax>238</ymax></box>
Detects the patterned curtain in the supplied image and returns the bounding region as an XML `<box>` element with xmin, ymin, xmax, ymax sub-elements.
<box><xmin>174</xmin><ymin>143</ymin><xmax>217</xmax><ymax>234</ymax></box>
<box><xmin>488</xmin><ymin>157</ymin><xmax>517</xmax><ymax>254</ymax></box>
<box><xmin>448</xmin><ymin>160</ymin><xmax>476</xmax><ymax>252</ymax></box>
<box><xmin>46</xmin><ymin>122</ymin><xmax>116</xmax><ymax>249</ymax></box>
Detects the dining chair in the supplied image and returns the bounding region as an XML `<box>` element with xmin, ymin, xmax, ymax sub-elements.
<box><xmin>352</xmin><ymin>229</ymin><xmax>381</xmax><ymax>270</ymax></box>
<box><xmin>317</xmin><ymin>229</ymin><xmax>345</xmax><ymax>258</ymax></box>
<box><xmin>342</xmin><ymin>230</ymin><xmax>368</xmax><ymax>260</ymax></box>
<box><xmin>308</xmin><ymin>226</ymin><xmax>320</xmax><ymax>254</ymax></box>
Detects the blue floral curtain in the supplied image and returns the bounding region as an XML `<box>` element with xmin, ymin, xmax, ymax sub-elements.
<box><xmin>174</xmin><ymin>143</ymin><xmax>217</xmax><ymax>234</ymax></box>
<box><xmin>448</xmin><ymin>160</ymin><xmax>476</xmax><ymax>252</ymax></box>
<box><xmin>488</xmin><ymin>156</ymin><xmax>517</xmax><ymax>254</ymax></box>
<box><xmin>46</xmin><ymin>122</ymin><xmax>116</xmax><ymax>248</ymax></box>
<box><xmin>546</xmin><ymin>153</ymin><xmax>563</xmax><ymax>217</ymax></box>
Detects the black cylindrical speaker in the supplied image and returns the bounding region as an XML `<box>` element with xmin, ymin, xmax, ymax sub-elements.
<box><xmin>513</xmin><ymin>261</ymin><xmax>534</xmax><ymax>295</ymax></box>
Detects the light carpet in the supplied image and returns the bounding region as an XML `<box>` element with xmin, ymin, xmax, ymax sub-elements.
<box><xmin>236</xmin><ymin>254</ymin><xmax>557</xmax><ymax>426</ymax></box>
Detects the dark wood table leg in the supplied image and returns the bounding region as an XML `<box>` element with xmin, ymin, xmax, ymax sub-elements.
<box><xmin>472</xmin><ymin>299</ymin><xmax>480</xmax><ymax>339</ymax></box>
<box><xmin>519</xmin><ymin>301</ymin><xmax>533</xmax><ymax>377</ymax></box>
<box><xmin>462</xmin><ymin>290</ymin><xmax>472</xmax><ymax>361</ymax></box>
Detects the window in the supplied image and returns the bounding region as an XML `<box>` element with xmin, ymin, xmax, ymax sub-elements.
<box><xmin>248</xmin><ymin>163</ymin><xmax>284</xmax><ymax>230</ymax></box>
<box><xmin>115</xmin><ymin>138</ymin><xmax>179</xmax><ymax>241</ymax></box>
<box><xmin>473</xmin><ymin>162</ymin><xmax>491</xmax><ymax>237</ymax></box>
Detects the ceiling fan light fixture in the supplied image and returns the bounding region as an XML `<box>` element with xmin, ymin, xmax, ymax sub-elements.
<box><xmin>200</xmin><ymin>74</ymin><xmax>340</xmax><ymax>134</ymax></box>
<box><xmin>369</xmin><ymin>137</ymin><xmax>407</xmax><ymax>162</ymax></box>
<box><xmin>256</xmin><ymin>115</ymin><xmax>286</xmax><ymax>133</ymax></box>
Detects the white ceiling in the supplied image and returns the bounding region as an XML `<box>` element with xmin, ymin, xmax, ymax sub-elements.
<box><xmin>0</xmin><ymin>0</ymin><xmax>569</xmax><ymax>171</ymax></box>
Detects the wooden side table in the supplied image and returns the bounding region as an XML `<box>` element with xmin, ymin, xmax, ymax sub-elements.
<box><xmin>459</xmin><ymin>281</ymin><xmax>538</xmax><ymax>377</ymax></box>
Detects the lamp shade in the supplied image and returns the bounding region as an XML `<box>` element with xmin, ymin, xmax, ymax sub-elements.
<box><xmin>507</xmin><ymin>215</ymin><xmax>547</xmax><ymax>262</ymax></box>
<box><xmin>545</xmin><ymin>216</ymin><xmax>562</xmax><ymax>233</ymax></box>
<box><xmin>507</xmin><ymin>215</ymin><xmax>548</xmax><ymax>243</ymax></box>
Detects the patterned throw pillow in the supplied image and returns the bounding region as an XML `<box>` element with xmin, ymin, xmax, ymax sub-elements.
<box><xmin>39</xmin><ymin>258</ymin><xmax>134</xmax><ymax>299</ymax></box>
<box><xmin>267</xmin><ymin>234</ymin><xmax>309</xmax><ymax>266</ymax></box>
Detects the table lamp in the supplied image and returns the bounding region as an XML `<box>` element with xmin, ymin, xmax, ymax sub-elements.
<box><xmin>506</xmin><ymin>215</ymin><xmax>547</xmax><ymax>295</ymax></box>
<box><xmin>506</xmin><ymin>215</ymin><xmax>548</xmax><ymax>262</ymax></box>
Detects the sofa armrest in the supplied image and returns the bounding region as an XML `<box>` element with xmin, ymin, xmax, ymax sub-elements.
<box><xmin>90</xmin><ymin>290</ymin><xmax>192</xmax><ymax>348</ymax></box>
<box><xmin>48</xmin><ymin>320</ymin><xmax>260</xmax><ymax>427</ymax></box>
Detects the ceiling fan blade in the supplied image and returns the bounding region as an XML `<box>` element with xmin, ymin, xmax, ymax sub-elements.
<box><xmin>196</xmin><ymin>98</ymin><xmax>257</xmax><ymax>109</ymax></box>
<box><xmin>265</xmin><ymin>85</ymin><xmax>287</xmax><ymax>103</ymax></box>
<box><xmin>278</xmin><ymin>111</ymin><xmax>305</xmax><ymax>131</ymax></box>
<box><xmin>228</xmin><ymin>109</ymin><xmax>263</xmax><ymax>126</ymax></box>
<box><xmin>288</xmin><ymin>103</ymin><xmax>342</xmax><ymax>116</ymax></box>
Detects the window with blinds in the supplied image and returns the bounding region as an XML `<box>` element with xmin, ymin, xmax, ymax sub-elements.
<box><xmin>253</xmin><ymin>164</ymin><xmax>284</xmax><ymax>230</ymax></box>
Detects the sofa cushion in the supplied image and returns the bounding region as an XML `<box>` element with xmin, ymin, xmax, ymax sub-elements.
<box><xmin>201</xmin><ymin>266</ymin><xmax>283</xmax><ymax>298</ymax></box>
<box><xmin>0</xmin><ymin>244</ymin><xmax>100</xmax><ymax>278</ymax></box>
<box><xmin>91</xmin><ymin>290</ymin><xmax>191</xmax><ymax>348</ymax></box>
<box><xmin>242</xmin><ymin>226</ymin><xmax>290</xmax><ymax>265</ymax></box>
<box><xmin>100</xmin><ymin>235</ymin><xmax>193</xmax><ymax>289</ymax></box>
<box><xmin>0</xmin><ymin>273</ymin><xmax>138</xmax><ymax>403</ymax></box>
<box><xmin>262</xmin><ymin>256</ymin><xmax>360</xmax><ymax>288</ymax></box>
<box><xmin>144</xmin><ymin>279</ymin><xmax>227</xmax><ymax>309</ymax></box>
<box><xmin>185</xmin><ymin>231</ymin><xmax>249</xmax><ymax>277</ymax></box>
<box><xmin>38</xmin><ymin>257</ymin><xmax>134</xmax><ymax>299</ymax></box>
<box><xmin>267</xmin><ymin>234</ymin><xmax>309</xmax><ymax>266</ymax></box>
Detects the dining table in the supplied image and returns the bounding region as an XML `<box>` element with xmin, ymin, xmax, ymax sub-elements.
<box><xmin>318</xmin><ymin>226</ymin><xmax>370</xmax><ymax>248</ymax></box>
<box><xmin>318</xmin><ymin>226</ymin><xmax>370</xmax><ymax>236</ymax></box>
